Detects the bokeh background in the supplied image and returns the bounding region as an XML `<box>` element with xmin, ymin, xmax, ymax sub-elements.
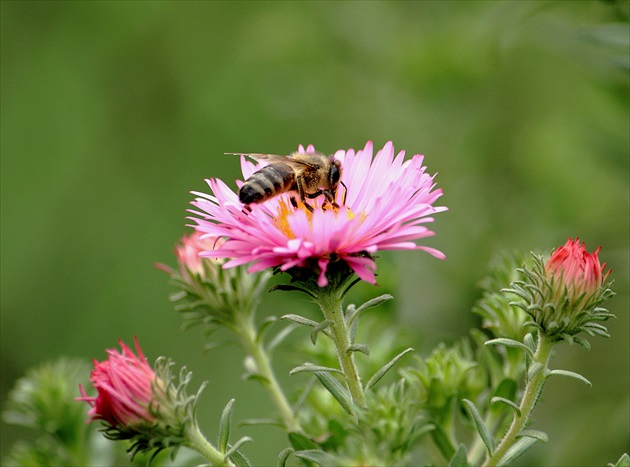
<box><xmin>2</xmin><ymin>1</ymin><xmax>628</xmax><ymax>465</ymax></box>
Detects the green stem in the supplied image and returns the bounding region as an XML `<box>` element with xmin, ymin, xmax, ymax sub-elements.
<box><xmin>316</xmin><ymin>290</ymin><xmax>366</xmax><ymax>408</ymax></box>
<box><xmin>186</xmin><ymin>422</ymin><xmax>234</xmax><ymax>466</ymax></box>
<box><xmin>236</xmin><ymin>316</ymin><xmax>302</xmax><ymax>433</ymax></box>
<box><xmin>483</xmin><ymin>331</ymin><xmax>554</xmax><ymax>467</ymax></box>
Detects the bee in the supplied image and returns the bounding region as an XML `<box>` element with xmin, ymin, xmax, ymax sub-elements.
<box><xmin>231</xmin><ymin>151</ymin><xmax>345</xmax><ymax>212</ymax></box>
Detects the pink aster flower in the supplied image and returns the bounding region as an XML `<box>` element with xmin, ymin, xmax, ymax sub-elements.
<box><xmin>189</xmin><ymin>141</ymin><xmax>447</xmax><ymax>287</ymax></box>
<box><xmin>78</xmin><ymin>337</ymin><xmax>164</xmax><ymax>428</ymax></box>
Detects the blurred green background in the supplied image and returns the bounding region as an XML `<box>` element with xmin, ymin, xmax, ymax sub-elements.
<box><xmin>1</xmin><ymin>1</ymin><xmax>628</xmax><ymax>465</ymax></box>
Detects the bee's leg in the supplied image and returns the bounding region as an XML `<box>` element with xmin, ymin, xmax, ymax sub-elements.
<box><xmin>296</xmin><ymin>176</ymin><xmax>314</xmax><ymax>212</ymax></box>
<box><xmin>290</xmin><ymin>196</ymin><xmax>299</xmax><ymax>209</ymax></box>
<box><xmin>241</xmin><ymin>204</ymin><xmax>252</xmax><ymax>215</ymax></box>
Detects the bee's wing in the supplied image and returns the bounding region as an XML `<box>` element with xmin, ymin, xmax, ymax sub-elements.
<box><xmin>226</xmin><ymin>153</ymin><xmax>318</xmax><ymax>169</ymax></box>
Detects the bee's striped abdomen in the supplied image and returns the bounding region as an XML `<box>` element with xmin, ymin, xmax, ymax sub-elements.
<box><xmin>239</xmin><ymin>163</ymin><xmax>296</xmax><ymax>205</ymax></box>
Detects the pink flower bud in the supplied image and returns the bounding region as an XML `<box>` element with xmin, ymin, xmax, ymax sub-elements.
<box><xmin>545</xmin><ymin>238</ymin><xmax>610</xmax><ymax>308</ymax></box>
<box><xmin>78</xmin><ymin>337</ymin><xmax>161</xmax><ymax>428</ymax></box>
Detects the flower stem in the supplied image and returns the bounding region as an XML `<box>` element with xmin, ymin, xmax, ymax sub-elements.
<box><xmin>186</xmin><ymin>422</ymin><xmax>234</xmax><ymax>466</ymax></box>
<box><xmin>317</xmin><ymin>290</ymin><xmax>366</xmax><ymax>408</ymax></box>
<box><xmin>236</xmin><ymin>316</ymin><xmax>303</xmax><ymax>433</ymax></box>
<box><xmin>483</xmin><ymin>331</ymin><xmax>554</xmax><ymax>467</ymax></box>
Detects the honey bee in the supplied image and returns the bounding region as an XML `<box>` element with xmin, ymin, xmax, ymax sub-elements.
<box><xmin>231</xmin><ymin>151</ymin><xmax>345</xmax><ymax>212</ymax></box>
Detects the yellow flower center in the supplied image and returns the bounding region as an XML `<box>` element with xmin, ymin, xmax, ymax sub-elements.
<box><xmin>273</xmin><ymin>198</ymin><xmax>358</xmax><ymax>238</ymax></box>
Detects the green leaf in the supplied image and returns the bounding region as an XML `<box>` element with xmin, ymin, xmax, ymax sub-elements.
<box><xmin>346</xmin><ymin>294</ymin><xmax>394</xmax><ymax>328</ymax></box>
<box><xmin>527</xmin><ymin>362</ymin><xmax>544</xmax><ymax>380</ymax></box>
<box><xmin>492</xmin><ymin>379</ymin><xmax>518</xmax><ymax>405</ymax></box>
<box><xmin>347</xmin><ymin>343</ymin><xmax>370</xmax><ymax>356</ymax></box>
<box><xmin>364</xmin><ymin>347</ymin><xmax>414</xmax><ymax>391</ymax></box>
<box><xmin>238</xmin><ymin>418</ymin><xmax>284</xmax><ymax>427</ymax></box>
<box><xmin>310</xmin><ymin>319</ymin><xmax>332</xmax><ymax>345</ymax></box>
<box><xmin>281</xmin><ymin>314</ymin><xmax>320</xmax><ymax>328</ymax></box>
<box><xmin>288</xmin><ymin>432</ymin><xmax>319</xmax><ymax>451</ymax></box>
<box><xmin>497</xmin><ymin>436</ymin><xmax>538</xmax><ymax>466</ymax></box>
<box><xmin>266</xmin><ymin>323</ymin><xmax>298</xmax><ymax>353</ymax></box>
<box><xmin>219</xmin><ymin>398</ymin><xmax>235</xmax><ymax>453</ymax></box>
<box><xmin>312</xmin><ymin>371</ymin><xmax>354</xmax><ymax>415</ymax></box>
<box><xmin>490</xmin><ymin>397</ymin><xmax>521</xmax><ymax>416</ymax></box>
<box><xmin>463</xmin><ymin>399</ymin><xmax>495</xmax><ymax>455</ymax></box>
<box><xmin>449</xmin><ymin>444</ymin><xmax>469</xmax><ymax>467</ymax></box>
<box><xmin>294</xmin><ymin>450</ymin><xmax>336</xmax><ymax>466</ymax></box>
<box><xmin>224</xmin><ymin>437</ymin><xmax>253</xmax><ymax>464</ymax></box>
<box><xmin>277</xmin><ymin>448</ymin><xmax>294</xmax><ymax>467</ymax></box>
<box><xmin>289</xmin><ymin>364</ymin><xmax>343</xmax><ymax>376</ymax></box>
<box><xmin>256</xmin><ymin>316</ymin><xmax>278</xmax><ymax>344</ymax></box>
<box><xmin>609</xmin><ymin>453</ymin><xmax>630</xmax><ymax>467</ymax></box>
<box><xmin>485</xmin><ymin>338</ymin><xmax>534</xmax><ymax>357</ymax></box>
<box><xmin>519</xmin><ymin>429</ymin><xmax>548</xmax><ymax>443</ymax></box>
<box><xmin>547</xmin><ymin>369</ymin><xmax>592</xmax><ymax>387</ymax></box>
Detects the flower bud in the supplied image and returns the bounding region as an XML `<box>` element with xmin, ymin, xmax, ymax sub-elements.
<box><xmin>505</xmin><ymin>238</ymin><xmax>615</xmax><ymax>345</ymax></box>
<box><xmin>163</xmin><ymin>231</ymin><xmax>271</xmax><ymax>332</ymax></box>
<box><xmin>77</xmin><ymin>338</ymin><xmax>202</xmax><ymax>460</ymax></box>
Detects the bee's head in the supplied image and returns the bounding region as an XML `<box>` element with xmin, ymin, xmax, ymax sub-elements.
<box><xmin>329</xmin><ymin>159</ymin><xmax>342</xmax><ymax>190</ymax></box>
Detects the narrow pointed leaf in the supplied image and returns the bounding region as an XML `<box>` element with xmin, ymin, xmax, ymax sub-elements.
<box><xmin>346</xmin><ymin>294</ymin><xmax>394</xmax><ymax>327</ymax></box>
<box><xmin>288</xmin><ymin>432</ymin><xmax>318</xmax><ymax>451</ymax></box>
<box><xmin>310</xmin><ymin>319</ymin><xmax>332</xmax><ymax>345</ymax></box>
<box><xmin>497</xmin><ymin>436</ymin><xmax>538</xmax><ymax>466</ymax></box>
<box><xmin>547</xmin><ymin>369</ymin><xmax>592</xmax><ymax>386</ymax></box>
<box><xmin>527</xmin><ymin>362</ymin><xmax>543</xmax><ymax>381</ymax></box>
<box><xmin>224</xmin><ymin>437</ymin><xmax>253</xmax><ymax>461</ymax></box>
<box><xmin>449</xmin><ymin>444</ymin><xmax>469</xmax><ymax>467</ymax></box>
<box><xmin>289</xmin><ymin>364</ymin><xmax>343</xmax><ymax>376</ymax></box>
<box><xmin>312</xmin><ymin>370</ymin><xmax>354</xmax><ymax>415</ymax></box>
<box><xmin>294</xmin><ymin>450</ymin><xmax>336</xmax><ymax>466</ymax></box>
<box><xmin>608</xmin><ymin>453</ymin><xmax>630</xmax><ymax>467</ymax></box>
<box><xmin>239</xmin><ymin>418</ymin><xmax>284</xmax><ymax>427</ymax></box>
<box><xmin>463</xmin><ymin>399</ymin><xmax>495</xmax><ymax>455</ymax></box>
<box><xmin>490</xmin><ymin>397</ymin><xmax>521</xmax><ymax>416</ymax></box>
<box><xmin>347</xmin><ymin>343</ymin><xmax>370</xmax><ymax>356</ymax></box>
<box><xmin>256</xmin><ymin>316</ymin><xmax>278</xmax><ymax>344</ymax></box>
<box><xmin>365</xmin><ymin>347</ymin><xmax>414</xmax><ymax>391</ymax></box>
<box><xmin>219</xmin><ymin>398</ymin><xmax>235</xmax><ymax>453</ymax></box>
<box><xmin>228</xmin><ymin>447</ymin><xmax>253</xmax><ymax>467</ymax></box>
<box><xmin>519</xmin><ymin>429</ymin><xmax>548</xmax><ymax>443</ymax></box>
<box><xmin>277</xmin><ymin>448</ymin><xmax>294</xmax><ymax>467</ymax></box>
<box><xmin>267</xmin><ymin>323</ymin><xmax>298</xmax><ymax>353</ymax></box>
<box><xmin>485</xmin><ymin>338</ymin><xmax>534</xmax><ymax>357</ymax></box>
<box><xmin>281</xmin><ymin>314</ymin><xmax>320</xmax><ymax>328</ymax></box>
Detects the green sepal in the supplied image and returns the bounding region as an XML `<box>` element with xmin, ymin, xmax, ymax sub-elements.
<box><xmin>449</xmin><ymin>444</ymin><xmax>469</xmax><ymax>467</ymax></box>
<box><xmin>518</xmin><ymin>429</ymin><xmax>548</xmax><ymax>443</ymax></box>
<box><xmin>546</xmin><ymin>369</ymin><xmax>592</xmax><ymax>387</ymax></box>
<box><xmin>485</xmin><ymin>338</ymin><xmax>534</xmax><ymax>357</ymax></box>
<box><xmin>364</xmin><ymin>347</ymin><xmax>414</xmax><ymax>391</ymax></box>
<box><xmin>497</xmin><ymin>436</ymin><xmax>538</xmax><ymax>466</ymax></box>
<box><xmin>294</xmin><ymin>450</ymin><xmax>336</xmax><ymax>466</ymax></box>
<box><xmin>490</xmin><ymin>397</ymin><xmax>521</xmax><ymax>416</ymax></box>
<box><xmin>463</xmin><ymin>399</ymin><xmax>495</xmax><ymax>455</ymax></box>
<box><xmin>218</xmin><ymin>398</ymin><xmax>235</xmax><ymax>453</ymax></box>
<box><xmin>277</xmin><ymin>447</ymin><xmax>294</xmax><ymax>467</ymax></box>
<box><xmin>269</xmin><ymin>284</ymin><xmax>316</xmax><ymax>299</ymax></box>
